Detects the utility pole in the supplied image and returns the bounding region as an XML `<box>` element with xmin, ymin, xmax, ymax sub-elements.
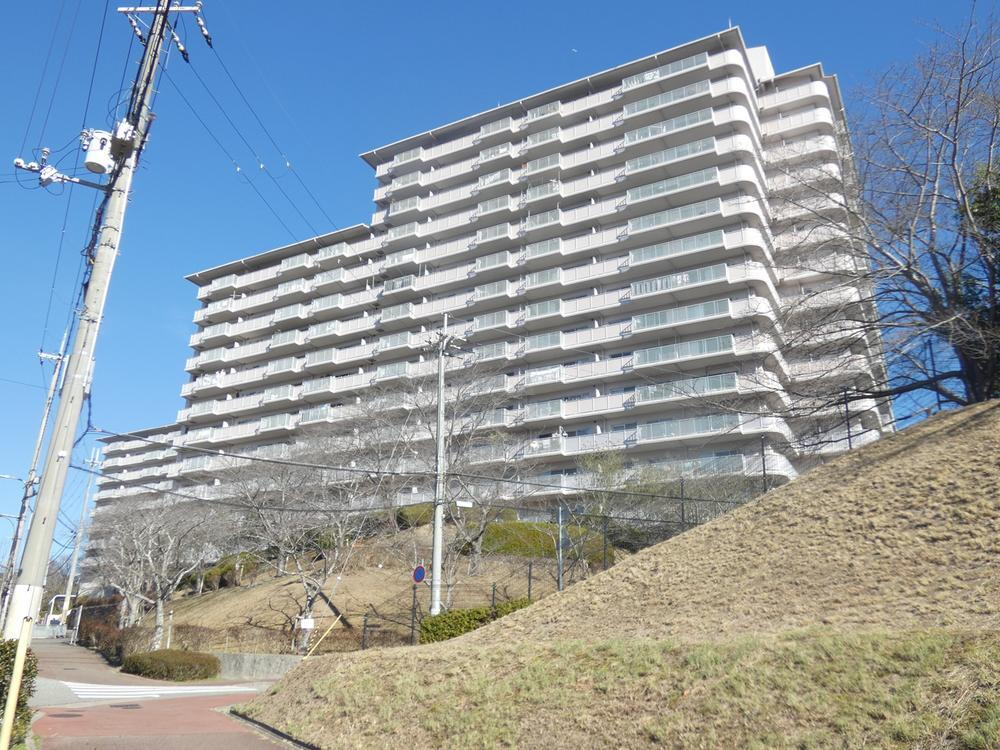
<box><xmin>60</xmin><ymin>448</ymin><xmax>99</xmax><ymax>624</ymax></box>
<box><xmin>429</xmin><ymin>312</ymin><xmax>460</xmax><ymax>616</ymax></box>
<box><xmin>0</xmin><ymin>332</ymin><xmax>68</xmax><ymax>631</ymax></box>
<box><xmin>4</xmin><ymin>0</ymin><xmax>212</xmax><ymax>645</ymax></box>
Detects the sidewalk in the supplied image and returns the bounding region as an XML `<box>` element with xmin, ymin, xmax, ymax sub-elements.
<box><xmin>29</xmin><ymin>639</ymin><xmax>285</xmax><ymax>749</ymax></box>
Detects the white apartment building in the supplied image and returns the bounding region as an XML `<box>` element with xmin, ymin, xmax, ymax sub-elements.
<box><xmin>94</xmin><ymin>28</ymin><xmax>893</xmax><ymax>516</ymax></box>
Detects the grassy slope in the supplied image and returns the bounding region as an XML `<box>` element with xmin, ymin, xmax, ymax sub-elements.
<box><xmin>241</xmin><ymin>402</ymin><xmax>1000</xmax><ymax>749</ymax></box>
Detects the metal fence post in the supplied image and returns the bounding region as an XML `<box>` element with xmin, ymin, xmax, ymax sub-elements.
<box><xmin>602</xmin><ymin>515</ymin><xmax>609</xmax><ymax>570</ymax></box>
<box><xmin>527</xmin><ymin>561</ymin><xmax>533</xmax><ymax>602</ymax></box>
<box><xmin>490</xmin><ymin>583</ymin><xmax>497</xmax><ymax>618</ymax></box>
<box><xmin>410</xmin><ymin>585</ymin><xmax>418</xmax><ymax>646</ymax></box>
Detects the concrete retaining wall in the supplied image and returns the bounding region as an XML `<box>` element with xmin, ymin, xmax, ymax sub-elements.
<box><xmin>212</xmin><ymin>651</ymin><xmax>303</xmax><ymax>680</ymax></box>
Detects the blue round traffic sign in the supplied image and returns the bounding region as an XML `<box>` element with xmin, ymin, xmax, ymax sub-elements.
<box><xmin>413</xmin><ymin>565</ymin><xmax>426</xmax><ymax>583</ymax></box>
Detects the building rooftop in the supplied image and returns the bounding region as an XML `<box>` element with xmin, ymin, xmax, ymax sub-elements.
<box><xmin>359</xmin><ymin>27</ymin><xmax>756</xmax><ymax>167</ymax></box>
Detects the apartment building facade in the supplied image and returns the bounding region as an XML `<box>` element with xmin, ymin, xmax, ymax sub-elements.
<box><xmin>94</xmin><ymin>28</ymin><xmax>893</xmax><ymax>515</ymax></box>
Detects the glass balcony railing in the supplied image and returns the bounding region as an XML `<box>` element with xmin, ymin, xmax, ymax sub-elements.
<box><xmin>621</xmin><ymin>51</ymin><xmax>707</xmax><ymax>90</ymax></box>
<box><xmin>634</xmin><ymin>333</ymin><xmax>734</xmax><ymax>366</ymax></box>
<box><xmin>628</xmin><ymin>197</ymin><xmax>721</xmax><ymax>234</ymax></box>
<box><xmin>630</xmin><ymin>262</ymin><xmax>726</xmax><ymax>298</ymax></box>
<box><xmin>627</xmin><ymin>166</ymin><xmax>718</xmax><ymax>204</ymax></box>
<box><xmin>632</xmin><ymin>298</ymin><xmax>729</xmax><ymax>331</ymax></box>
<box><xmin>624</xmin><ymin>107</ymin><xmax>713</xmax><ymax>146</ymax></box>
<box><xmin>634</xmin><ymin>372</ymin><xmax>737</xmax><ymax>404</ymax></box>
<box><xmin>629</xmin><ymin>228</ymin><xmax>725</xmax><ymax>265</ymax></box>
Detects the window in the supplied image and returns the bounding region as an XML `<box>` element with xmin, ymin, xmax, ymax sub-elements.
<box><xmin>624</xmin><ymin>108</ymin><xmax>713</xmax><ymax>145</ymax></box>
<box><xmin>621</xmin><ymin>52</ymin><xmax>708</xmax><ymax>90</ymax></box>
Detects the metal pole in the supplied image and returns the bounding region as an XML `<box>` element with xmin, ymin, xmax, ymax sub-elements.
<box><xmin>843</xmin><ymin>387</ymin><xmax>853</xmax><ymax>449</ymax></box>
<box><xmin>429</xmin><ymin>313</ymin><xmax>450</xmax><ymax>616</ymax></box>
<box><xmin>760</xmin><ymin>435</ymin><xmax>768</xmax><ymax>494</ymax></box>
<box><xmin>0</xmin><ymin>331</ymin><xmax>68</xmax><ymax>631</ymax></box>
<box><xmin>409</xmin><ymin>584</ymin><xmax>418</xmax><ymax>645</ymax></box>
<box><xmin>0</xmin><ymin>617</ymin><xmax>32</xmax><ymax>750</ymax></box>
<box><xmin>556</xmin><ymin>505</ymin><xmax>564</xmax><ymax>592</ymax></box>
<box><xmin>490</xmin><ymin>582</ymin><xmax>497</xmax><ymax>617</ymax></box>
<box><xmin>3</xmin><ymin>0</ymin><xmax>174</xmax><ymax>641</ymax></box>
<box><xmin>602</xmin><ymin>515</ymin><xmax>609</xmax><ymax>570</ymax></box>
<box><xmin>60</xmin><ymin>448</ymin><xmax>98</xmax><ymax>623</ymax></box>
<box><xmin>527</xmin><ymin>561</ymin><xmax>532</xmax><ymax>602</ymax></box>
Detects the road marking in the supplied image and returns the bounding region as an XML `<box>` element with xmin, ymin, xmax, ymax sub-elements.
<box><xmin>62</xmin><ymin>681</ymin><xmax>258</xmax><ymax>700</ymax></box>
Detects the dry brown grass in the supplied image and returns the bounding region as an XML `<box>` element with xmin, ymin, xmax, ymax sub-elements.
<box><xmin>239</xmin><ymin>402</ymin><xmax>1000</xmax><ymax>748</ymax></box>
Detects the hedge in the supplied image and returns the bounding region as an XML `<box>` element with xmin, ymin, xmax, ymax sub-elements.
<box><xmin>420</xmin><ymin>598</ymin><xmax>530</xmax><ymax>643</ymax></box>
<box><xmin>0</xmin><ymin>639</ymin><xmax>38</xmax><ymax>746</ymax></box>
<box><xmin>122</xmin><ymin>649</ymin><xmax>220</xmax><ymax>681</ymax></box>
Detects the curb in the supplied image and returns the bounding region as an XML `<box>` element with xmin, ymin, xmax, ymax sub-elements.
<box><xmin>228</xmin><ymin>708</ymin><xmax>321</xmax><ymax>749</ymax></box>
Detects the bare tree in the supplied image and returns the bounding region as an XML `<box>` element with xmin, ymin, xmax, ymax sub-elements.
<box><xmin>90</xmin><ymin>498</ymin><xmax>218</xmax><ymax>648</ymax></box>
<box><xmin>767</xmin><ymin>8</ymin><xmax>1000</xmax><ymax>418</ymax></box>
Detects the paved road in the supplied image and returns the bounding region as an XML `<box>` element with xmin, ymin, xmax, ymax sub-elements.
<box><xmin>29</xmin><ymin>639</ymin><xmax>285</xmax><ymax>749</ymax></box>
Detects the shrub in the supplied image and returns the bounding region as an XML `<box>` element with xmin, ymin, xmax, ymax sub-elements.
<box><xmin>78</xmin><ymin>619</ymin><xmax>146</xmax><ymax>666</ymax></box>
<box><xmin>0</xmin><ymin>639</ymin><xmax>38</xmax><ymax>746</ymax></box>
<box><xmin>480</xmin><ymin>521</ymin><xmax>611</xmax><ymax>566</ymax></box>
<box><xmin>420</xmin><ymin>598</ymin><xmax>530</xmax><ymax>643</ymax></box>
<box><xmin>397</xmin><ymin>502</ymin><xmax>433</xmax><ymax>528</ymax></box>
<box><xmin>122</xmin><ymin>649</ymin><xmax>220</xmax><ymax>681</ymax></box>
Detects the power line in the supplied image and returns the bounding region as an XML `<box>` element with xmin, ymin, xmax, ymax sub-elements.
<box><xmin>18</xmin><ymin>0</ymin><xmax>68</xmax><ymax>156</ymax></box>
<box><xmin>36</xmin><ymin>0</ymin><xmax>83</xmax><ymax>149</ymax></box>
<box><xmin>204</xmin><ymin>29</ymin><xmax>336</xmax><ymax>229</ymax></box>
<box><xmin>158</xmin><ymin>66</ymin><xmax>298</xmax><ymax>239</ymax></box>
<box><xmin>180</xmin><ymin>53</ymin><xmax>320</xmax><ymax>236</ymax></box>
<box><xmin>89</xmin><ymin>427</ymin><xmax>736</xmax><ymax>505</ymax></box>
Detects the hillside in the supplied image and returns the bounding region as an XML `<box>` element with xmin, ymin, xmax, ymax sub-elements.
<box><xmin>240</xmin><ymin>402</ymin><xmax>1000</xmax><ymax>749</ymax></box>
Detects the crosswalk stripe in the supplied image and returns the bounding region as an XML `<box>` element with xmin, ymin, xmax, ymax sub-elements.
<box><xmin>62</xmin><ymin>681</ymin><xmax>258</xmax><ymax>700</ymax></box>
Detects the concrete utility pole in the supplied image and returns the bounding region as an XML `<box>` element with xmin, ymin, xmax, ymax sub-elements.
<box><xmin>60</xmin><ymin>448</ymin><xmax>99</xmax><ymax>623</ymax></box>
<box><xmin>4</xmin><ymin>0</ymin><xmax>211</xmax><ymax>642</ymax></box>
<box><xmin>0</xmin><ymin>333</ymin><xmax>68</xmax><ymax>631</ymax></box>
<box><xmin>429</xmin><ymin>312</ymin><xmax>460</xmax><ymax>616</ymax></box>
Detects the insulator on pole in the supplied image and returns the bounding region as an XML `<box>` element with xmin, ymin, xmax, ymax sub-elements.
<box><xmin>170</xmin><ymin>28</ymin><xmax>190</xmax><ymax>63</ymax></box>
<box><xmin>195</xmin><ymin>13</ymin><xmax>213</xmax><ymax>47</ymax></box>
<box><xmin>126</xmin><ymin>14</ymin><xmax>146</xmax><ymax>45</ymax></box>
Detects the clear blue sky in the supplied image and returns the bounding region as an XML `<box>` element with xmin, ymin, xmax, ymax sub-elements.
<box><xmin>0</xmin><ymin>0</ymin><xmax>974</xmax><ymax>554</ymax></box>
